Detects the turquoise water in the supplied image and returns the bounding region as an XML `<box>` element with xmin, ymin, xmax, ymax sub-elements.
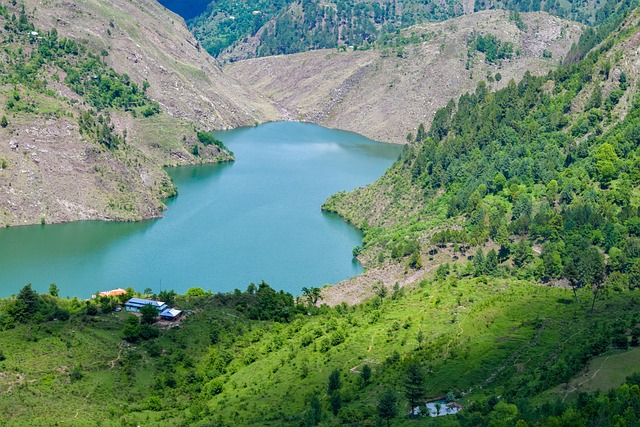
<box><xmin>0</xmin><ymin>122</ymin><xmax>401</xmax><ymax>298</ymax></box>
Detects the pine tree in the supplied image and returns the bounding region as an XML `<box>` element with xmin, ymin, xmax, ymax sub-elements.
<box><xmin>377</xmin><ymin>390</ymin><xmax>399</xmax><ymax>427</ymax></box>
<box><xmin>361</xmin><ymin>364</ymin><xmax>372</xmax><ymax>386</ymax></box>
<box><xmin>328</xmin><ymin>369</ymin><xmax>341</xmax><ymax>394</ymax></box>
<box><xmin>473</xmin><ymin>248</ymin><xmax>486</xmax><ymax>276</ymax></box>
<box><xmin>405</xmin><ymin>363</ymin><xmax>427</xmax><ymax>414</ymax></box>
<box><xmin>486</xmin><ymin>249</ymin><xmax>499</xmax><ymax>274</ymax></box>
<box><xmin>1</xmin><ymin>115</ymin><xmax>8</xmax><ymax>128</ymax></box>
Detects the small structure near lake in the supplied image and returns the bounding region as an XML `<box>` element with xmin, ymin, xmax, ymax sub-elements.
<box><xmin>124</xmin><ymin>298</ymin><xmax>167</xmax><ymax>313</ymax></box>
<box><xmin>411</xmin><ymin>400</ymin><xmax>462</xmax><ymax>417</ymax></box>
<box><xmin>159</xmin><ymin>308</ymin><xmax>182</xmax><ymax>321</ymax></box>
<box><xmin>98</xmin><ymin>288</ymin><xmax>127</xmax><ymax>298</ymax></box>
<box><xmin>425</xmin><ymin>401</ymin><xmax>461</xmax><ymax>417</ymax></box>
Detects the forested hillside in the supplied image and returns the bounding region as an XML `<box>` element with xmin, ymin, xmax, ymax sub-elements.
<box><xmin>3</xmin><ymin>5</ymin><xmax>640</xmax><ymax>426</ymax></box>
<box><xmin>324</xmin><ymin>2</ymin><xmax>640</xmax><ymax>303</ymax></box>
<box><xmin>190</xmin><ymin>0</ymin><xmax>463</xmax><ymax>60</ymax></box>
<box><xmin>189</xmin><ymin>0</ymin><xmax>628</xmax><ymax>61</ymax></box>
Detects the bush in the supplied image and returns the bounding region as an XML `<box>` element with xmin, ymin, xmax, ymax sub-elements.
<box><xmin>196</xmin><ymin>131</ymin><xmax>229</xmax><ymax>152</ymax></box>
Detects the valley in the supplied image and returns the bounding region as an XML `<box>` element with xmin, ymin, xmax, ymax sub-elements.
<box><xmin>2</xmin><ymin>0</ymin><xmax>640</xmax><ymax>425</ymax></box>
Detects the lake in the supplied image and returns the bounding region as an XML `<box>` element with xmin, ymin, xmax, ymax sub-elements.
<box><xmin>0</xmin><ymin>122</ymin><xmax>402</xmax><ymax>299</ymax></box>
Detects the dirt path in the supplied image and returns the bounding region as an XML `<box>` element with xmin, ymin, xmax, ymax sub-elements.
<box><xmin>368</xmin><ymin>332</ymin><xmax>377</xmax><ymax>352</ymax></box>
<box><xmin>561</xmin><ymin>355</ymin><xmax>612</xmax><ymax>402</ymax></box>
<box><xmin>109</xmin><ymin>345</ymin><xmax>125</xmax><ymax>369</ymax></box>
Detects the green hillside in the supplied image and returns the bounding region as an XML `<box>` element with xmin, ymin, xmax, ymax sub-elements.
<box><xmin>1</xmin><ymin>278</ymin><xmax>640</xmax><ymax>426</ymax></box>
<box><xmin>324</xmin><ymin>3</ymin><xmax>640</xmax><ymax>296</ymax></box>
<box><xmin>189</xmin><ymin>0</ymin><xmax>630</xmax><ymax>60</ymax></box>
<box><xmin>3</xmin><ymin>1</ymin><xmax>640</xmax><ymax>426</ymax></box>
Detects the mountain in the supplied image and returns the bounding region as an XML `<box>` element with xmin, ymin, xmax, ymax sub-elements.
<box><xmin>20</xmin><ymin>0</ymin><xmax>278</xmax><ymax>131</ymax></box>
<box><xmin>0</xmin><ymin>0</ymin><xmax>279</xmax><ymax>226</ymax></box>
<box><xmin>188</xmin><ymin>0</ymin><xmax>625</xmax><ymax>61</ymax></box>
<box><xmin>224</xmin><ymin>10</ymin><xmax>582</xmax><ymax>144</ymax></box>
<box><xmin>322</xmin><ymin>2</ymin><xmax>640</xmax><ymax>304</ymax></box>
<box><xmin>3</xmin><ymin>2</ymin><xmax>640</xmax><ymax>426</ymax></box>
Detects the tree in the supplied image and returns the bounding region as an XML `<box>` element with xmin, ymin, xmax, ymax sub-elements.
<box><xmin>122</xmin><ymin>315</ymin><xmax>141</xmax><ymax>342</ymax></box>
<box><xmin>361</xmin><ymin>364</ymin><xmax>372</xmax><ymax>386</ymax></box>
<box><xmin>628</xmin><ymin>259</ymin><xmax>640</xmax><ymax>290</ymax></box>
<box><xmin>48</xmin><ymin>283</ymin><xmax>59</xmax><ymax>297</ymax></box>
<box><xmin>140</xmin><ymin>304</ymin><xmax>159</xmax><ymax>324</ymax></box>
<box><xmin>85</xmin><ymin>301</ymin><xmax>98</xmax><ymax>315</ymax></box>
<box><xmin>542</xmin><ymin>250</ymin><xmax>563</xmax><ymax>280</ymax></box>
<box><xmin>1</xmin><ymin>115</ymin><xmax>7</xmax><ymax>128</ymax></box>
<box><xmin>512</xmin><ymin>239</ymin><xmax>533</xmax><ymax>268</ymax></box>
<box><xmin>158</xmin><ymin>289</ymin><xmax>176</xmax><ymax>306</ymax></box>
<box><xmin>328</xmin><ymin>369</ymin><xmax>341</xmax><ymax>394</ymax></box>
<box><xmin>304</xmin><ymin>394</ymin><xmax>322</xmax><ymax>426</ymax></box>
<box><xmin>330</xmin><ymin>392</ymin><xmax>341</xmax><ymax>416</ymax></box>
<box><xmin>564</xmin><ymin>246</ymin><xmax>605</xmax><ymax>306</ymax></box>
<box><xmin>405</xmin><ymin>363</ymin><xmax>427</xmax><ymax>414</ymax></box>
<box><xmin>301</xmin><ymin>286</ymin><xmax>322</xmax><ymax>305</ymax></box>
<box><xmin>9</xmin><ymin>284</ymin><xmax>40</xmax><ymax>322</ymax></box>
<box><xmin>377</xmin><ymin>390</ymin><xmax>399</xmax><ymax>427</ymax></box>
<box><xmin>186</xmin><ymin>287</ymin><xmax>206</xmax><ymax>297</ymax></box>
<box><xmin>473</xmin><ymin>249</ymin><xmax>486</xmax><ymax>276</ymax></box>
<box><xmin>416</xmin><ymin>330</ymin><xmax>425</xmax><ymax>349</ymax></box>
<box><xmin>408</xmin><ymin>249</ymin><xmax>423</xmax><ymax>269</ymax></box>
<box><xmin>485</xmin><ymin>249</ymin><xmax>499</xmax><ymax>274</ymax></box>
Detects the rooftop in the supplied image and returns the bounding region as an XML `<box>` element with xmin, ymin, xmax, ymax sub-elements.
<box><xmin>160</xmin><ymin>308</ymin><xmax>182</xmax><ymax>318</ymax></box>
<box><xmin>125</xmin><ymin>298</ymin><xmax>167</xmax><ymax>308</ymax></box>
<box><xmin>98</xmin><ymin>288</ymin><xmax>127</xmax><ymax>297</ymax></box>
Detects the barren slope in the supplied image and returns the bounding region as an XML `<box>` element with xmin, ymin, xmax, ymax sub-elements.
<box><xmin>0</xmin><ymin>0</ymin><xmax>283</xmax><ymax>227</ymax></box>
<box><xmin>225</xmin><ymin>10</ymin><xmax>583</xmax><ymax>143</ymax></box>
<box><xmin>21</xmin><ymin>0</ymin><xmax>280</xmax><ymax>130</ymax></box>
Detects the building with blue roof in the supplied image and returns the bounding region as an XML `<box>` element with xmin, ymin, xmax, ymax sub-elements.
<box><xmin>124</xmin><ymin>298</ymin><xmax>168</xmax><ymax>313</ymax></box>
<box><xmin>160</xmin><ymin>308</ymin><xmax>183</xmax><ymax>321</ymax></box>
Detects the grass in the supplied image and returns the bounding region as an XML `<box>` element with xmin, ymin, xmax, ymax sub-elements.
<box><xmin>1</xmin><ymin>281</ymin><xmax>639</xmax><ymax>425</ymax></box>
<box><xmin>550</xmin><ymin>347</ymin><xmax>640</xmax><ymax>398</ymax></box>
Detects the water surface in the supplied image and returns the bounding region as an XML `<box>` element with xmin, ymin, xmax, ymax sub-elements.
<box><xmin>0</xmin><ymin>122</ymin><xmax>401</xmax><ymax>298</ymax></box>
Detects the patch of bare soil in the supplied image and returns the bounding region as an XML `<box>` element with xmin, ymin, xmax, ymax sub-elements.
<box><xmin>225</xmin><ymin>10</ymin><xmax>582</xmax><ymax>144</ymax></box>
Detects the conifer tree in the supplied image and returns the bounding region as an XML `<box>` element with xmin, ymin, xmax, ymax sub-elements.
<box><xmin>377</xmin><ymin>390</ymin><xmax>398</xmax><ymax>427</ymax></box>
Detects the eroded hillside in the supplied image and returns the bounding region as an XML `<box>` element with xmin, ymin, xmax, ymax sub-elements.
<box><xmin>321</xmin><ymin>5</ymin><xmax>640</xmax><ymax>304</ymax></box>
<box><xmin>224</xmin><ymin>10</ymin><xmax>583</xmax><ymax>144</ymax></box>
<box><xmin>0</xmin><ymin>0</ymin><xmax>280</xmax><ymax>227</ymax></box>
<box><xmin>20</xmin><ymin>0</ymin><xmax>279</xmax><ymax>130</ymax></box>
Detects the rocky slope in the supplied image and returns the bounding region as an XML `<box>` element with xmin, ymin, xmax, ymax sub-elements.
<box><xmin>224</xmin><ymin>10</ymin><xmax>583</xmax><ymax>144</ymax></box>
<box><xmin>320</xmin><ymin>5</ymin><xmax>640</xmax><ymax>305</ymax></box>
<box><xmin>21</xmin><ymin>0</ymin><xmax>279</xmax><ymax>130</ymax></box>
<box><xmin>0</xmin><ymin>0</ymin><xmax>280</xmax><ymax>227</ymax></box>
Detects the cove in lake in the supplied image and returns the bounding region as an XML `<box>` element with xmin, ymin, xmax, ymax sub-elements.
<box><xmin>0</xmin><ymin>122</ymin><xmax>402</xmax><ymax>299</ymax></box>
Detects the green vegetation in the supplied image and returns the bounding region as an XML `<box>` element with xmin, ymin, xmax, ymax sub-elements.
<box><xmin>189</xmin><ymin>0</ymin><xmax>638</xmax><ymax>60</ymax></box>
<box><xmin>196</xmin><ymin>131</ymin><xmax>233</xmax><ymax>156</ymax></box>
<box><xmin>471</xmin><ymin>33</ymin><xmax>515</xmax><ymax>64</ymax></box>
<box><xmin>0</xmin><ymin>2</ymin><xmax>159</xmax><ymax>150</ymax></box>
<box><xmin>3</xmin><ymin>277</ymin><xmax>640</xmax><ymax>425</ymax></box>
<box><xmin>474</xmin><ymin>0</ymin><xmax>635</xmax><ymax>26</ymax></box>
<box><xmin>325</xmin><ymin>7</ymin><xmax>640</xmax><ymax>310</ymax></box>
<box><xmin>190</xmin><ymin>0</ymin><xmax>463</xmax><ymax>58</ymax></box>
